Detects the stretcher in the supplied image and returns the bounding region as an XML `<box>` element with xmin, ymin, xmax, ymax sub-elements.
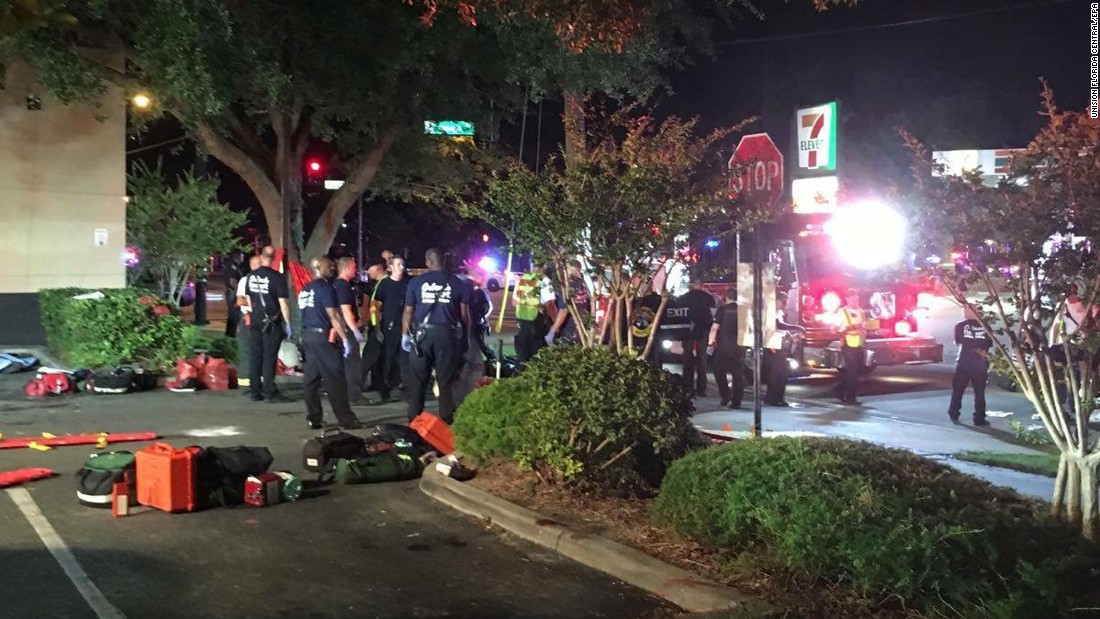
<box><xmin>0</xmin><ymin>468</ymin><xmax>55</xmax><ymax>488</ymax></box>
<box><xmin>0</xmin><ymin>432</ymin><xmax>158</xmax><ymax>450</ymax></box>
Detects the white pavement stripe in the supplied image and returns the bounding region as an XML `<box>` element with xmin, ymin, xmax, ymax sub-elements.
<box><xmin>6</xmin><ymin>488</ymin><xmax>126</xmax><ymax>619</ymax></box>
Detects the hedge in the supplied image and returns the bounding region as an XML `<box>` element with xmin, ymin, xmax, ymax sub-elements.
<box><xmin>652</xmin><ymin>437</ymin><xmax>1100</xmax><ymax>618</ymax></box>
<box><xmin>39</xmin><ymin>288</ymin><xmax>197</xmax><ymax>372</ymax></box>
<box><xmin>452</xmin><ymin>346</ymin><xmax>697</xmax><ymax>494</ymax></box>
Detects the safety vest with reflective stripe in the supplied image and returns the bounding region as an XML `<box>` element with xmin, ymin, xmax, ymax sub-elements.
<box><xmin>514</xmin><ymin>273</ymin><xmax>542</xmax><ymax>322</ymax></box>
<box><xmin>841</xmin><ymin>308</ymin><xmax>865</xmax><ymax>348</ymax></box>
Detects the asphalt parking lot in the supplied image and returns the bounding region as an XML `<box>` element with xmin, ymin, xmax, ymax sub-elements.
<box><xmin>0</xmin><ymin>376</ymin><xmax>671</xmax><ymax>619</ymax></box>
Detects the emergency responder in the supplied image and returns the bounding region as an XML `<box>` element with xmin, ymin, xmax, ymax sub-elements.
<box><xmin>299</xmin><ymin>257</ymin><xmax>362</xmax><ymax>430</ymax></box>
<box><xmin>764</xmin><ymin>291</ymin><xmax>794</xmax><ymax>407</ymax></box>
<box><xmin>246</xmin><ymin>246</ymin><xmax>292</xmax><ymax>403</ymax></box>
<box><xmin>370</xmin><ymin>255</ymin><xmax>410</xmax><ymax>404</ymax></box>
<box><xmin>546</xmin><ymin>260</ymin><xmax>590</xmax><ymax>345</ymax></box>
<box><xmin>679</xmin><ymin>277</ymin><xmax>716</xmax><ymax>397</ymax></box>
<box><xmin>513</xmin><ymin>266</ymin><xmax>555</xmax><ymax>366</ymax></box>
<box><xmin>709</xmin><ymin>287</ymin><xmax>743</xmax><ymax>408</ymax></box>
<box><xmin>402</xmin><ymin>248</ymin><xmax>470</xmax><ymax>423</ymax></box>
<box><xmin>948</xmin><ymin>306</ymin><xmax>992</xmax><ymax>426</ymax></box>
<box><xmin>333</xmin><ymin>257</ymin><xmax>365</xmax><ymax>405</ymax></box>
<box><xmin>837</xmin><ymin>291</ymin><xmax>866</xmax><ymax>405</ymax></box>
<box><xmin>235</xmin><ymin>254</ymin><xmax>261</xmax><ymax>393</ymax></box>
<box><xmin>224</xmin><ymin>250</ymin><xmax>246</xmax><ymax>337</ymax></box>
<box><xmin>1050</xmin><ymin>282</ymin><xmax>1098</xmax><ymax>416</ymax></box>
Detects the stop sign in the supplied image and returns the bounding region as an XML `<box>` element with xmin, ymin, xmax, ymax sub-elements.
<box><xmin>728</xmin><ymin>133</ymin><xmax>784</xmax><ymax>206</ymax></box>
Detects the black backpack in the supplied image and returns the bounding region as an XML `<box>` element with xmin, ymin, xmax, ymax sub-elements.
<box><xmin>195</xmin><ymin>446</ymin><xmax>274</xmax><ymax>508</ymax></box>
<box><xmin>301</xmin><ymin>429</ymin><xmax>367</xmax><ymax>476</ymax></box>
<box><xmin>369</xmin><ymin>423</ymin><xmax>431</xmax><ymax>455</ymax></box>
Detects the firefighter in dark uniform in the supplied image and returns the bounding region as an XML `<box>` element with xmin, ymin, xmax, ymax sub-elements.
<box><xmin>333</xmin><ymin>257</ymin><xmax>364</xmax><ymax>405</ymax></box>
<box><xmin>709</xmin><ymin>288</ymin><xmax>744</xmax><ymax>408</ymax></box>
<box><xmin>948</xmin><ymin>307</ymin><xmax>992</xmax><ymax>426</ymax></box>
<box><xmin>246</xmin><ymin>246</ymin><xmax>292</xmax><ymax>403</ymax></box>
<box><xmin>402</xmin><ymin>248</ymin><xmax>470</xmax><ymax>423</ymax></box>
<box><xmin>299</xmin><ymin>257</ymin><xmax>362</xmax><ymax>430</ymax></box>
<box><xmin>837</xmin><ymin>290</ymin><xmax>866</xmax><ymax>406</ymax></box>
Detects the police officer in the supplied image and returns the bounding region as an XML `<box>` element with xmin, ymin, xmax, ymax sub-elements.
<box><xmin>246</xmin><ymin>246</ymin><xmax>292</xmax><ymax>403</ymax></box>
<box><xmin>402</xmin><ymin>248</ymin><xmax>470</xmax><ymax>423</ymax></box>
<box><xmin>333</xmin><ymin>257</ymin><xmax>364</xmax><ymax>405</ymax></box>
<box><xmin>948</xmin><ymin>307</ymin><xmax>992</xmax><ymax>426</ymax></box>
<box><xmin>837</xmin><ymin>291</ymin><xmax>866</xmax><ymax>406</ymax></box>
<box><xmin>709</xmin><ymin>288</ymin><xmax>743</xmax><ymax>408</ymax></box>
<box><xmin>299</xmin><ymin>257</ymin><xmax>362</xmax><ymax>430</ymax></box>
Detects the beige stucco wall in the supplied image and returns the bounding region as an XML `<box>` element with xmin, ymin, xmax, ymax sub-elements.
<box><xmin>0</xmin><ymin>60</ymin><xmax>126</xmax><ymax>293</ymax></box>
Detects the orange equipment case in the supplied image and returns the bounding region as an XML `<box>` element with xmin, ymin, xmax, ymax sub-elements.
<box><xmin>136</xmin><ymin>443</ymin><xmax>199</xmax><ymax>513</ymax></box>
<box><xmin>410</xmin><ymin>413</ymin><xmax>455</xmax><ymax>455</ymax></box>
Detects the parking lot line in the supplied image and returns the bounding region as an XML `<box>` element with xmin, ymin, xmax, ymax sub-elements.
<box><xmin>6</xmin><ymin>487</ymin><xmax>126</xmax><ymax>619</ymax></box>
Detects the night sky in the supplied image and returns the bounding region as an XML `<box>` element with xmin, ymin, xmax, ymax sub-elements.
<box><xmin>129</xmin><ymin>0</ymin><xmax>1090</xmax><ymax>262</ymax></box>
<box><xmin>664</xmin><ymin>0</ymin><xmax>1087</xmax><ymax>192</ymax></box>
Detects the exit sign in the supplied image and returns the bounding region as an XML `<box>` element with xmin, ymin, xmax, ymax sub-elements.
<box><xmin>424</xmin><ymin>120</ymin><xmax>475</xmax><ymax>136</ymax></box>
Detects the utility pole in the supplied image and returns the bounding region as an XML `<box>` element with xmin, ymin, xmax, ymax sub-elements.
<box><xmin>752</xmin><ymin>227</ymin><xmax>763</xmax><ymax>438</ymax></box>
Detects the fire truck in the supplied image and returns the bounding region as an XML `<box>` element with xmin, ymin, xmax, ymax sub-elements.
<box><xmin>735</xmin><ymin>204</ymin><xmax>944</xmax><ymax>375</ymax></box>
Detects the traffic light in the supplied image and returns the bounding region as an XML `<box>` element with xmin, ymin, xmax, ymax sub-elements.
<box><xmin>306</xmin><ymin>159</ymin><xmax>323</xmax><ymax>174</ymax></box>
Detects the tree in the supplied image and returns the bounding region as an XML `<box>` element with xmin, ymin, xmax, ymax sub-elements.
<box><xmin>465</xmin><ymin>106</ymin><xmax>776</xmax><ymax>356</ymax></box>
<box><xmin>127</xmin><ymin>164</ymin><xmax>246</xmax><ymax>307</ymax></box>
<box><xmin>904</xmin><ymin>85</ymin><xmax>1100</xmax><ymax>537</ymax></box>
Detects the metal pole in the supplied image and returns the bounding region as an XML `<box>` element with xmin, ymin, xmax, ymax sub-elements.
<box><xmin>752</xmin><ymin>228</ymin><xmax>763</xmax><ymax>438</ymax></box>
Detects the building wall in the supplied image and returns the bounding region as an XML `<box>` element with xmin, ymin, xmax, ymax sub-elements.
<box><xmin>0</xmin><ymin>60</ymin><xmax>126</xmax><ymax>294</ymax></box>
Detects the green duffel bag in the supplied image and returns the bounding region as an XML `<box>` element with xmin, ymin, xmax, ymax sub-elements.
<box><xmin>76</xmin><ymin>451</ymin><xmax>136</xmax><ymax>507</ymax></box>
<box><xmin>334</xmin><ymin>452</ymin><xmax>422</xmax><ymax>484</ymax></box>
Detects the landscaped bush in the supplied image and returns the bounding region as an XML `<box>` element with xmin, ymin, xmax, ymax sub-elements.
<box><xmin>39</xmin><ymin>288</ymin><xmax>197</xmax><ymax>372</ymax></box>
<box><xmin>653</xmin><ymin>437</ymin><xmax>1100</xmax><ymax>618</ymax></box>
<box><xmin>452</xmin><ymin>379</ymin><xmax>533</xmax><ymax>461</ymax></box>
<box><xmin>453</xmin><ymin>346</ymin><xmax>696</xmax><ymax>493</ymax></box>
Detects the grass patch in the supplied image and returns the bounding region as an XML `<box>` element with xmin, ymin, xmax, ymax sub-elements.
<box><xmin>956</xmin><ymin>449</ymin><xmax>1061</xmax><ymax>477</ymax></box>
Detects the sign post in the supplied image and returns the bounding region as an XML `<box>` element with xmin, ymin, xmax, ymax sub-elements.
<box><xmin>729</xmin><ymin>133</ymin><xmax>784</xmax><ymax>438</ymax></box>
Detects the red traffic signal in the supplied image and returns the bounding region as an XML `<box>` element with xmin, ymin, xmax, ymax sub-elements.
<box><xmin>306</xmin><ymin>159</ymin><xmax>322</xmax><ymax>174</ymax></box>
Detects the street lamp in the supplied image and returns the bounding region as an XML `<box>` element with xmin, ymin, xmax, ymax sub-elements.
<box><xmin>131</xmin><ymin>93</ymin><xmax>152</xmax><ymax>110</ymax></box>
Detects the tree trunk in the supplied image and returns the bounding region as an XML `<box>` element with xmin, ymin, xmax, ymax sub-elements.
<box><xmin>1053</xmin><ymin>453</ymin><xmax>1100</xmax><ymax>540</ymax></box>
<box><xmin>563</xmin><ymin>91</ymin><xmax>585</xmax><ymax>164</ymax></box>
<box><xmin>302</xmin><ymin>128</ymin><xmax>397</xmax><ymax>261</ymax></box>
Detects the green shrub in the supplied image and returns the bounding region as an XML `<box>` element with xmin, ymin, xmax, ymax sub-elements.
<box><xmin>453</xmin><ymin>346</ymin><xmax>696</xmax><ymax>493</ymax></box>
<box><xmin>653</xmin><ymin>437</ymin><xmax>1100</xmax><ymax>618</ymax></box>
<box><xmin>39</xmin><ymin>288</ymin><xmax>197</xmax><ymax>372</ymax></box>
<box><xmin>452</xmin><ymin>379</ymin><xmax>533</xmax><ymax>461</ymax></box>
<box><xmin>192</xmin><ymin>331</ymin><xmax>239</xmax><ymax>364</ymax></box>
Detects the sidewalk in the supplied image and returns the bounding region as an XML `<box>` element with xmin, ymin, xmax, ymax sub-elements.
<box><xmin>691</xmin><ymin>395</ymin><xmax>1057</xmax><ymax>501</ymax></box>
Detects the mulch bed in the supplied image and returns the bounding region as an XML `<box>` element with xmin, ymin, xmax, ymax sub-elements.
<box><xmin>469</xmin><ymin>460</ymin><xmax>926</xmax><ymax>619</ymax></box>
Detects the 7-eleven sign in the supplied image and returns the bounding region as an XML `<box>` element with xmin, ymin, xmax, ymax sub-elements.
<box><xmin>796</xmin><ymin>101</ymin><xmax>838</xmax><ymax>172</ymax></box>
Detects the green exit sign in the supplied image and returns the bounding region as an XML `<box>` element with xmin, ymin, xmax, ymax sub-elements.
<box><xmin>424</xmin><ymin>120</ymin><xmax>475</xmax><ymax>136</ymax></box>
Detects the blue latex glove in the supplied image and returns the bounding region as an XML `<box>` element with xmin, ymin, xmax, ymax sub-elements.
<box><xmin>544</xmin><ymin>331</ymin><xmax>556</xmax><ymax>346</ymax></box>
<box><xmin>342</xmin><ymin>338</ymin><xmax>352</xmax><ymax>358</ymax></box>
<box><xmin>283</xmin><ymin>321</ymin><xmax>292</xmax><ymax>339</ymax></box>
<box><xmin>401</xmin><ymin>334</ymin><xmax>413</xmax><ymax>352</ymax></box>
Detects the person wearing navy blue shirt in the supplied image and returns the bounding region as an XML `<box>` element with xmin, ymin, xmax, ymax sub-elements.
<box><xmin>246</xmin><ymin>246</ymin><xmax>292</xmax><ymax>403</ymax></box>
<box><xmin>333</xmin><ymin>257</ymin><xmax>365</xmax><ymax>405</ymax></box>
<box><xmin>299</xmin><ymin>257</ymin><xmax>361</xmax><ymax>430</ymax></box>
<box><xmin>402</xmin><ymin>248</ymin><xmax>470</xmax><ymax>423</ymax></box>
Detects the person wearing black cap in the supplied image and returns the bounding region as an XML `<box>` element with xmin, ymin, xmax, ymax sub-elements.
<box><xmin>298</xmin><ymin>257</ymin><xmax>362</xmax><ymax>430</ymax></box>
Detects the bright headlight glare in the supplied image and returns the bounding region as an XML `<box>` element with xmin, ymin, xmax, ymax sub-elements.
<box><xmin>825</xmin><ymin>201</ymin><xmax>907</xmax><ymax>269</ymax></box>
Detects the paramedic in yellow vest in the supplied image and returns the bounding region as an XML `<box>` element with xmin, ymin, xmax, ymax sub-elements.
<box><xmin>837</xmin><ymin>290</ymin><xmax>866</xmax><ymax>405</ymax></box>
<box><xmin>513</xmin><ymin>266</ymin><xmax>555</xmax><ymax>367</ymax></box>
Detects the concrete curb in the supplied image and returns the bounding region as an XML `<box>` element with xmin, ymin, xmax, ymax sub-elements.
<box><xmin>419</xmin><ymin>467</ymin><xmax>767</xmax><ymax>614</ymax></box>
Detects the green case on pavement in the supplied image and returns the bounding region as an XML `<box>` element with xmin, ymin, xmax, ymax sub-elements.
<box><xmin>334</xmin><ymin>452</ymin><xmax>422</xmax><ymax>484</ymax></box>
